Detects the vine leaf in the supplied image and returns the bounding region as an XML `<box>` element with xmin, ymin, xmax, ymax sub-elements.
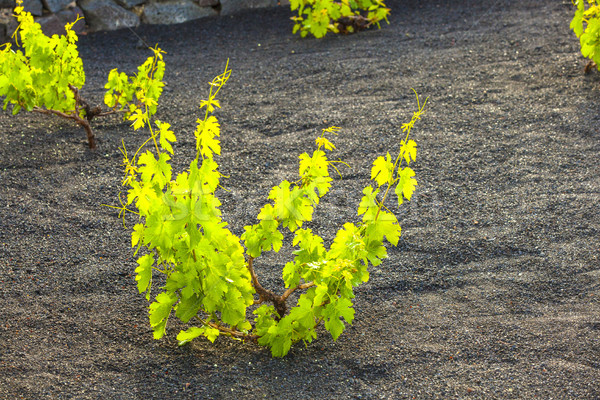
<box><xmin>199</xmin><ymin>98</ymin><xmax>221</xmax><ymax>113</ymax></box>
<box><xmin>134</xmin><ymin>253</ymin><xmax>153</xmax><ymax>299</ymax></box>
<box><xmin>149</xmin><ymin>292</ymin><xmax>177</xmax><ymax>339</ymax></box>
<box><xmin>195</xmin><ymin>115</ymin><xmax>221</xmax><ymax>158</ymax></box>
<box><xmin>156</xmin><ymin>120</ymin><xmax>176</xmax><ymax>154</ymax></box>
<box><xmin>129</xmin><ymin>108</ymin><xmax>147</xmax><ymax>130</ymax></box>
<box><xmin>400</xmin><ymin>139</ymin><xmax>417</xmax><ymax>165</ymax></box>
<box><xmin>395</xmin><ymin>167</ymin><xmax>417</xmax><ymax>206</ymax></box>
<box><xmin>371</xmin><ymin>152</ymin><xmax>394</xmax><ymax>187</ymax></box>
<box><xmin>177</xmin><ymin>325</ymin><xmax>220</xmax><ymax>345</ymax></box>
<box><xmin>138</xmin><ymin>151</ymin><xmax>172</xmax><ymax>188</ymax></box>
<box><xmin>175</xmin><ymin>294</ymin><xmax>204</xmax><ymax>323</ymax></box>
<box><xmin>323</xmin><ymin>297</ymin><xmax>355</xmax><ymax>340</ymax></box>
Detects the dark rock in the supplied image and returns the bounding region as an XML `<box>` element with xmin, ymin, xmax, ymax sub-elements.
<box><xmin>142</xmin><ymin>0</ymin><xmax>216</xmax><ymax>25</ymax></box>
<box><xmin>114</xmin><ymin>0</ymin><xmax>144</xmax><ymax>9</ymax></box>
<box><xmin>41</xmin><ymin>0</ymin><xmax>71</xmax><ymax>13</ymax></box>
<box><xmin>6</xmin><ymin>0</ymin><xmax>44</xmax><ymax>16</ymax></box>
<box><xmin>219</xmin><ymin>0</ymin><xmax>277</xmax><ymax>16</ymax></box>
<box><xmin>197</xmin><ymin>0</ymin><xmax>218</xmax><ymax>7</ymax></box>
<box><xmin>0</xmin><ymin>21</ymin><xmax>6</xmax><ymax>43</ymax></box>
<box><xmin>28</xmin><ymin>0</ymin><xmax>44</xmax><ymax>15</ymax></box>
<box><xmin>1</xmin><ymin>9</ymin><xmax>18</xmax><ymax>38</ymax></box>
<box><xmin>79</xmin><ymin>0</ymin><xmax>139</xmax><ymax>31</ymax></box>
<box><xmin>36</xmin><ymin>14</ymin><xmax>66</xmax><ymax>35</ymax></box>
<box><xmin>36</xmin><ymin>6</ymin><xmax>86</xmax><ymax>36</ymax></box>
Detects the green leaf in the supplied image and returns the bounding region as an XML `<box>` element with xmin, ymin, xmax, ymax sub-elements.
<box><xmin>195</xmin><ymin>115</ymin><xmax>221</xmax><ymax>158</ymax></box>
<box><xmin>357</xmin><ymin>185</ymin><xmax>379</xmax><ymax>221</ymax></box>
<box><xmin>135</xmin><ymin>253</ymin><xmax>153</xmax><ymax>298</ymax></box>
<box><xmin>254</xmin><ymin>307</ymin><xmax>297</xmax><ymax>357</ymax></box>
<box><xmin>268</xmin><ymin>317</ymin><xmax>294</xmax><ymax>357</ymax></box>
<box><xmin>258</xmin><ymin>221</ymin><xmax>284</xmax><ymax>253</ymax></box>
<box><xmin>199</xmin><ymin>98</ymin><xmax>221</xmax><ymax>113</ymax></box>
<box><xmin>144</xmin><ymin>213</ymin><xmax>176</xmax><ymax>251</ymax></box>
<box><xmin>323</xmin><ymin>297</ymin><xmax>355</xmax><ymax>340</ymax></box>
<box><xmin>241</xmin><ymin>224</ymin><xmax>263</xmax><ymax>258</ymax></box>
<box><xmin>371</xmin><ymin>153</ymin><xmax>394</xmax><ymax>186</ymax></box>
<box><xmin>288</xmin><ymin>295</ymin><xmax>316</xmax><ymax>328</ymax></box>
<box><xmin>203</xmin><ymin>326</ymin><xmax>220</xmax><ymax>343</ymax></box>
<box><xmin>571</xmin><ymin>0</ymin><xmax>585</xmax><ymax>38</ymax></box>
<box><xmin>364</xmin><ymin>209</ymin><xmax>400</xmax><ymax>247</ymax></box>
<box><xmin>138</xmin><ymin>151</ymin><xmax>172</xmax><ymax>188</ymax></box>
<box><xmin>395</xmin><ymin>167</ymin><xmax>417</xmax><ymax>206</ymax></box>
<box><xmin>149</xmin><ymin>292</ymin><xmax>177</xmax><ymax>339</ymax></box>
<box><xmin>177</xmin><ymin>326</ymin><xmax>220</xmax><ymax>345</ymax></box>
<box><xmin>129</xmin><ymin>107</ymin><xmax>147</xmax><ymax>130</ymax></box>
<box><xmin>176</xmin><ymin>326</ymin><xmax>205</xmax><ymax>345</ymax></box>
<box><xmin>156</xmin><ymin>120</ymin><xmax>176</xmax><ymax>154</ymax></box>
<box><xmin>282</xmin><ymin>260</ymin><xmax>301</xmax><ymax>289</ymax></box>
<box><xmin>269</xmin><ymin>181</ymin><xmax>314</xmax><ymax>231</ymax></box>
<box><xmin>254</xmin><ymin>304</ymin><xmax>277</xmax><ymax>337</ymax></box>
<box><xmin>400</xmin><ymin>139</ymin><xmax>417</xmax><ymax>165</ymax></box>
<box><xmin>285</xmin><ymin>228</ymin><xmax>327</xmax><ymax>285</ymax></box>
<box><xmin>220</xmin><ymin>286</ymin><xmax>245</xmax><ymax>326</ymax></box>
<box><xmin>290</xmin><ymin>0</ymin><xmax>302</xmax><ymax>11</ymax></box>
<box><xmin>328</xmin><ymin>222</ymin><xmax>364</xmax><ymax>261</ymax></box>
<box><xmin>175</xmin><ymin>293</ymin><xmax>203</xmax><ymax>323</ymax></box>
<box><xmin>299</xmin><ymin>150</ymin><xmax>332</xmax><ymax>200</ymax></box>
<box><xmin>131</xmin><ymin>223</ymin><xmax>145</xmax><ymax>248</ymax></box>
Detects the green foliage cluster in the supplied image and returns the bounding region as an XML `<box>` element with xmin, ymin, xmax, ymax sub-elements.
<box><xmin>117</xmin><ymin>58</ymin><xmax>426</xmax><ymax>357</ymax></box>
<box><xmin>0</xmin><ymin>1</ymin><xmax>164</xmax><ymax>148</ymax></box>
<box><xmin>571</xmin><ymin>0</ymin><xmax>600</xmax><ymax>70</ymax></box>
<box><xmin>0</xmin><ymin>2</ymin><xmax>84</xmax><ymax>116</ymax></box>
<box><xmin>104</xmin><ymin>46</ymin><xmax>166</xmax><ymax>124</ymax></box>
<box><xmin>1</xmin><ymin>0</ymin><xmax>390</xmax><ymax>149</ymax></box>
<box><xmin>290</xmin><ymin>0</ymin><xmax>390</xmax><ymax>38</ymax></box>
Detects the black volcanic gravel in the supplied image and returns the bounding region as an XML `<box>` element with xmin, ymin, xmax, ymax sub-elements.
<box><xmin>1</xmin><ymin>0</ymin><xmax>600</xmax><ymax>398</ymax></box>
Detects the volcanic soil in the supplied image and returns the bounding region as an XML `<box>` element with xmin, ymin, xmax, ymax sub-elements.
<box><xmin>1</xmin><ymin>0</ymin><xmax>599</xmax><ymax>398</ymax></box>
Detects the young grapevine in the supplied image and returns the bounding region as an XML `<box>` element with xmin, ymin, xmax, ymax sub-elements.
<box><xmin>0</xmin><ymin>0</ymin><xmax>164</xmax><ymax>148</ymax></box>
<box><xmin>290</xmin><ymin>0</ymin><xmax>390</xmax><ymax>38</ymax></box>
<box><xmin>571</xmin><ymin>0</ymin><xmax>600</xmax><ymax>71</ymax></box>
<box><xmin>116</xmin><ymin>59</ymin><xmax>426</xmax><ymax>357</ymax></box>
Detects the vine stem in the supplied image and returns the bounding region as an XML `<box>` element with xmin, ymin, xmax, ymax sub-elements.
<box><xmin>34</xmin><ymin>106</ymin><xmax>95</xmax><ymax>148</ymax></box>
<box><xmin>195</xmin><ymin>316</ymin><xmax>258</xmax><ymax>342</ymax></box>
<box><xmin>280</xmin><ymin>281</ymin><xmax>316</xmax><ymax>302</ymax></box>
<box><xmin>246</xmin><ymin>257</ymin><xmax>314</xmax><ymax>319</ymax></box>
<box><xmin>374</xmin><ymin>92</ymin><xmax>428</xmax><ymax>221</ymax></box>
<box><xmin>33</xmin><ymin>84</ymin><xmax>96</xmax><ymax>149</ymax></box>
<box><xmin>31</xmin><ymin>83</ymin><xmax>133</xmax><ymax>150</ymax></box>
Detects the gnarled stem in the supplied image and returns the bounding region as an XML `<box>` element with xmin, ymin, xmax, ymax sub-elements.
<box><xmin>194</xmin><ymin>316</ymin><xmax>258</xmax><ymax>342</ymax></box>
<box><xmin>33</xmin><ymin>84</ymin><xmax>97</xmax><ymax>149</ymax></box>
<box><xmin>246</xmin><ymin>257</ymin><xmax>315</xmax><ymax>319</ymax></box>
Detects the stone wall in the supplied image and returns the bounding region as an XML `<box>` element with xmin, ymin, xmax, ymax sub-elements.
<box><xmin>0</xmin><ymin>0</ymin><xmax>282</xmax><ymax>41</ymax></box>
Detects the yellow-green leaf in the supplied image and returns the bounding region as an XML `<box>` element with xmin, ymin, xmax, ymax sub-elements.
<box><xmin>370</xmin><ymin>153</ymin><xmax>394</xmax><ymax>187</ymax></box>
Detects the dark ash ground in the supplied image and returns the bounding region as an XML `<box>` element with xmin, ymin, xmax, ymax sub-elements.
<box><xmin>1</xmin><ymin>0</ymin><xmax>600</xmax><ymax>398</ymax></box>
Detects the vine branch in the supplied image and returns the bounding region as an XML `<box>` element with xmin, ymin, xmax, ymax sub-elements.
<box><xmin>280</xmin><ymin>281</ymin><xmax>315</xmax><ymax>302</ymax></box>
<box><xmin>195</xmin><ymin>316</ymin><xmax>258</xmax><ymax>342</ymax></box>
<box><xmin>246</xmin><ymin>257</ymin><xmax>316</xmax><ymax>319</ymax></box>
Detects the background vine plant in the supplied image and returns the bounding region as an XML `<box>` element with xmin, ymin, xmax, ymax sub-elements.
<box><xmin>0</xmin><ymin>0</ymin><xmax>164</xmax><ymax>148</ymax></box>
<box><xmin>116</xmin><ymin>58</ymin><xmax>426</xmax><ymax>357</ymax></box>
<box><xmin>290</xmin><ymin>0</ymin><xmax>390</xmax><ymax>38</ymax></box>
<box><xmin>571</xmin><ymin>0</ymin><xmax>600</xmax><ymax>72</ymax></box>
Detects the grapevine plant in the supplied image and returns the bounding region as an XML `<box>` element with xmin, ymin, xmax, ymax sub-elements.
<box><xmin>116</xmin><ymin>59</ymin><xmax>426</xmax><ymax>357</ymax></box>
<box><xmin>571</xmin><ymin>0</ymin><xmax>600</xmax><ymax>72</ymax></box>
<box><xmin>290</xmin><ymin>0</ymin><xmax>390</xmax><ymax>38</ymax></box>
<box><xmin>0</xmin><ymin>0</ymin><xmax>165</xmax><ymax>148</ymax></box>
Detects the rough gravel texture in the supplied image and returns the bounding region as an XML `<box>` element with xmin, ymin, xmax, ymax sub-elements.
<box><xmin>1</xmin><ymin>0</ymin><xmax>600</xmax><ymax>398</ymax></box>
